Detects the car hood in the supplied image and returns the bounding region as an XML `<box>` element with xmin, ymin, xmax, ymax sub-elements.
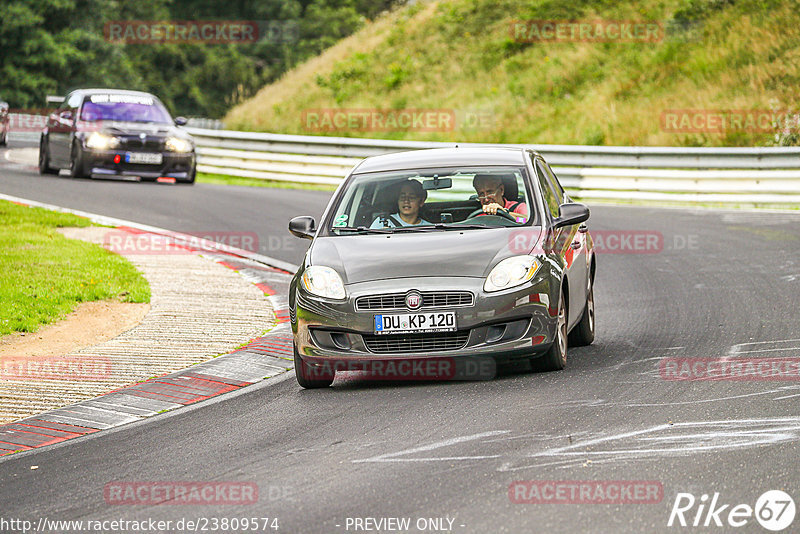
<box><xmin>79</xmin><ymin>121</ymin><xmax>186</xmax><ymax>138</ymax></box>
<box><xmin>308</xmin><ymin>227</ymin><xmax>544</xmax><ymax>284</ymax></box>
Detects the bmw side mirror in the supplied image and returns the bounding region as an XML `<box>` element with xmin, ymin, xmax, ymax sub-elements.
<box><xmin>553</xmin><ymin>203</ymin><xmax>590</xmax><ymax>229</ymax></box>
<box><xmin>174</xmin><ymin>116</ymin><xmax>188</xmax><ymax>126</ymax></box>
<box><xmin>289</xmin><ymin>216</ymin><xmax>316</xmax><ymax>240</ymax></box>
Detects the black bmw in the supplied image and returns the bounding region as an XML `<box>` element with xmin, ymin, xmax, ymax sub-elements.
<box><xmin>39</xmin><ymin>89</ymin><xmax>196</xmax><ymax>183</ymax></box>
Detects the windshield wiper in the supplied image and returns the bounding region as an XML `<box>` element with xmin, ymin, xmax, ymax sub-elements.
<box><xmin>385</xmin><ymin>223</ymin><xmax>494</xmax><ymax>233</ymax></box>
<box><xmin>433</xmin><ymin>223</ymin><xmax>492</xmax><ymax>230</ymax></box>
<box><xmin>334</xmin><ymin>226</ymin><xmax>394</xmax><ymax>234</ymax></box>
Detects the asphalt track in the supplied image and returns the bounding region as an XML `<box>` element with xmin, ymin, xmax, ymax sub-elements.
<box><xmin>1</xmin><ymin>140</ymin><xmax>799</xmax><ymax>533</ymax></box>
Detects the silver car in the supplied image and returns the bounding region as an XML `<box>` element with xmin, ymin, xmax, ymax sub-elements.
<box><xmin>288</xmin><ymin>147</ymin><xmax>595</xmax><ymax>388</ymax></box>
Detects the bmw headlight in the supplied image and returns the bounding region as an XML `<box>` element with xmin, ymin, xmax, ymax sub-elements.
<box><xmin>301</xmin><ymin>266</ymin><xmax>346</xmax><ymax>299</ymax></box>
<box><xmin>165</xmin><ymin>136</ymin><xmax>192</xmax><ymax>152</ymax></box>
<box><xmin>85</xmin><ymin>132</ymin><xmax>120</xmax><ymax>150</ymax></box>
<box><xmin>484</xmin><ymin>256</ymin><xmax>541</xmax><ymax>292</ymax></box>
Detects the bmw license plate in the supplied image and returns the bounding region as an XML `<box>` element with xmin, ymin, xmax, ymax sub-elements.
<box><xmin>374</xmin><ymin>312</ymin><xmax>456</xmax><ymax>335</ymax></box>
<box><xmin>125</xmin><ymin>152</ymin><xmax>163</xmax><ymax>164</ymax></box>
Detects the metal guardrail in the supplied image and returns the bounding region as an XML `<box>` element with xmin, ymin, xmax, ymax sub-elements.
<box><xmin>185</xmin><ymin>127</ymin><xmax>800</xmax><ymax>203</ymax></box>
<box><xmin>9</xmin><ymin>120</ymin><xmax>799</xmax><ymax>204</ymax></box>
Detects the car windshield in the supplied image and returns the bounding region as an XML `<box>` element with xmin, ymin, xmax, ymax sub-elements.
<box><xmin>79</xmin><ymin>94</ymin><xmax>172</xmax><ymax>123</ymax></box>
<box><xmin>328</xmin><ymin>166</ymin><xmax>536</xmax><ymax>235</ymax></box>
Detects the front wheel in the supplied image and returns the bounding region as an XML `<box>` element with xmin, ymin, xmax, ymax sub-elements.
<box><xmin>535</xmin><ymin>287</ymin><xmax>568</xmax><ymax>371</ymax></box>
<box><xmin>294</xmin><ymin>344</ymin><xmax>334</xmax><ymax>388</ymax></box>
<box><xmin>69</xmin><ymin>142</ymin><xmax>88</xmax><ymax>178</ymax></box>
<box><xmin>39</xmin><ymin>138</ymin><xmax>59</xmax><ymax>175</ymax></box>
<box><xmin>569</xmin><ymin>276</ymin><xmax>595</xmax><ymax>347</ymax></box>
<box><xmin>182</xmin><ymin>165</ymin><xmax>196</xmax><ymax>184</ymax></box>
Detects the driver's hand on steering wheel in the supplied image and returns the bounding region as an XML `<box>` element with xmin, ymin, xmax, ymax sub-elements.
<box><xmin>482</xmin><ymin>202</ymin><xmax>506</xmax><ymax>215</ymax></box>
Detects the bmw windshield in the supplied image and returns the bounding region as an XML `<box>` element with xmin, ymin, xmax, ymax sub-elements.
<box><xmin>79</xmin><ymin>94</ymin><xmax>173</xmax><ymax>124</ymax></box>
<box><xmin>328</xmin><ymin>166</ymin><xmax>537</xmax><ymax>235</ymax></box>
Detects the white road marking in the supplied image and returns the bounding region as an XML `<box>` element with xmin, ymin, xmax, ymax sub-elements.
<box><xmin>522</xmin><ymin>417</ymin><xmax>800</xmax><ymax>465</ymax></box>
<box><xmin>352</xmin><ymin>430</ymin><xmax>510</xmax><ymax>463</ymax></box>
<box><xmin>728</xmin><ymin>338</ymin><xmax>800</xmax><ymax>356</ymax></box>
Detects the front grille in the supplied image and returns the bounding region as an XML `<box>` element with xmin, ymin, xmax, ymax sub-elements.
<box><xmin>119</xmin><ymin>163</ymin><xmax>163</xmax><ymax>173</ymax></box>
<box><xmin>356</xmin><ymin>291</ymin><xmax>473</xmax><ymax>311</ymax></box>
<box><xmin>363</xmin><ymin>331</ymin><xmax>469</xmax><ymax>353</ymax></box>
<box><xmin>120</xmin><ymin>137</ymin><xmax>164</xmax><ymax>150</ymax></box>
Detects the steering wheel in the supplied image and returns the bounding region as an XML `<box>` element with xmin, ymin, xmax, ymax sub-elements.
<box><xmin>467</xmin><ymin>207</ymin><xmax>517</xmax><ymax>222</ymax></box>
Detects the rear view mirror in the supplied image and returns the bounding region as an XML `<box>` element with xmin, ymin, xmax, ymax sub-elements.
<box><xmin>553</xmin><ymin>203</ymin><xmax>590</xmax><ymax>229</ymax></box>
<box><xmin>289</xmin><ymin>216</ymin><xmax>316</xmax><ymax>240</ymax></box>
<box><xmin>423</xmin><ymin>176</ymin><xmax>452</xmax><ymax>190</ymax></box>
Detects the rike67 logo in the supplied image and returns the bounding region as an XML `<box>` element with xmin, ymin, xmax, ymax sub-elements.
<box><xmin>668</xmin><ymin>490</ymin><xmax>795</xmax><ymax>531</ymax></box>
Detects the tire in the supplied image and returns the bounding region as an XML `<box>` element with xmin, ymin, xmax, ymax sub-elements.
<box><xmin>0</xmin><ymin>126</ymin><xmax>7</xmax><ymax>146</ymax></box>
<box><xmin>182</xmin><ymin>165</ymin><xmax>196</xmax><ymax>184</ymax></box>
<box><xmin>569</xmin><ymin>275</ymin><xmax>595</xmax><ymax>347</ymax></box>
<box><xmin>536</xmin><ymin>287</ymin><xmax>568</xmax><ymax>372</ymax></box>
<box><xmin>69</xmin><ymin>142</ymin><xmax>88</xmax><ymax>178</ymax></box>
<box><xmin>294</xmin><ymin>344</ymin><xmax>334</xmax><ymax>388</ymax></box>
<box><xmin>38</xmin><ymin>138</ymin><xmax>59</xmax><ymax>175</ymax></box>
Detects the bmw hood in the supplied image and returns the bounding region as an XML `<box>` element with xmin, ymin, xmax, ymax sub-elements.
<box><xmin>308</xmin><ymin>227</ymin><xmax>543</xmax><ymax>284</ymax></box>
<box><xmin>79</xmin><ymin>121</ymin><xmax>185</xmax><ymax>138</ymax></box>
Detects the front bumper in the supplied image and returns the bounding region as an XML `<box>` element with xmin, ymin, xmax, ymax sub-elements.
<box><xmin>293</xmin><ymin>276</ymin><xmax>560</xmax><ymax>366</ymax></box>
<box><xmin>84</xmin><ymin>149</ymin><xmax>195</xmax><ymax>181</ymax></box>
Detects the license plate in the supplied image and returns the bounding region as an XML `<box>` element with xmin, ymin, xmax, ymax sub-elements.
<box><xmin>125</xmin><ymin>152</ymin><xmax>162</xmax><ymax>164</ymax></box>
<box><xmin>374</xmin><ymin>311</ymin><xmax>457</xmax><ymax>335</ymax></box>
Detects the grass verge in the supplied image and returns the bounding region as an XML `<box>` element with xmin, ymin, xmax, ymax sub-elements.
<box><xmin>226</xmin><ymin>0</ymin><xmax>800</xmax><ymax>148</ymax></box>
<box><xmin>0</xmin><ymin>200</ymin><xmax>150</xmax><ymax>336</ymax></box>
<box><xmin>197</xmin><ymin>172</ymin><xmax>338</xmax><ymax>191</ymax></box>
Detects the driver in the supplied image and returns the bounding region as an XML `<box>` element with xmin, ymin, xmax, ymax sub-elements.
<box><xmin>473</xmin><ymin>174</ymin><xmax>528</xmax><ymax>222</ymax></box>
<box><xmin>370</xmin><ymin>179</ymin><xmax>432</xmax><ymax>228</ymax></box>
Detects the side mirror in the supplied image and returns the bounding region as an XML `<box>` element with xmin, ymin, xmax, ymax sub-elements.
<box><xmin>553</xmin><ymin>203</ymin><xmax>589</xmax><ymax>229</ymax></box>
<box><xmin>174</xmin><ymin>116</ymin><xmax>188</xmax><ymax>126</ymax></box>
<box><xmin>289</xmin><ymin>216</ymin><xmax>316</xmax><ymax>240</ymax></box>
<box><xmin>59</xmin><ymin>110</ymin><xmax>73</xmax><ymax>121</ymax></box>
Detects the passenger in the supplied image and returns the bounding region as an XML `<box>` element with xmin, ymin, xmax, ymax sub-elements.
<box><xmin>370</xmin><ymin>180</ymin><xmax>432</xmax><ymax>228</ymax></box>
<box><xmin>473</xmin><ymin>174</ymin><xmax>528</xmax><ymax>222</ymax></box>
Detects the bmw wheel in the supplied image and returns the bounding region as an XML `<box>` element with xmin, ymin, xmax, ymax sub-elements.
<box><xmin>39</xmin><ymin>137</ymin><xmax>59</xmax><ymax>175</ymax></box>
<box><xmin>69</xmin><ymin>142</ymin><xmax>88</xmax><ymax>178</ymax></box>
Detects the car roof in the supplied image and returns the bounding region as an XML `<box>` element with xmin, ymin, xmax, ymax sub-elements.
<box><xmin>68</xmin><ymin>88</ymin><xmax>159</xmax><ymax>98</ymax></box>
<box><xmin>353</xmin><ymin>147</ymin><xmax>532</xmax><ymax>174</ymax></box>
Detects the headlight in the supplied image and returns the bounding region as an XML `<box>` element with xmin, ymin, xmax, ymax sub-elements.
<box><xmin>165</xmin><ymin>136</ymin><xmax>192</xmax><ymax>152</ymax></box>
<box><xmin>85</xmin><ymin>132</ymin><xmax>120</xmax><ymax>150</ymax></box>
<box><xmin>301</xmin><ymin>266</ymin><xmax>346</xmax><ymax>299</ymax></box>
<box><xmin>484</xmin><ymin>255</ymin><xmax>541</xmax><ymax>292</ymax></box>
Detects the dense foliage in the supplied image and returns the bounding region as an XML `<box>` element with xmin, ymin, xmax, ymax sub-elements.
<box><xmin>0</xmin><ymin>0</ymin><xmax>401</xmax><ymax>117</ymax></box>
